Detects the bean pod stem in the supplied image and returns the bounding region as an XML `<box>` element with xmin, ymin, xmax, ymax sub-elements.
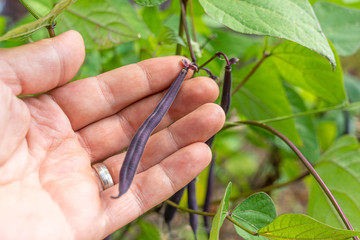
<box><xmin>112</xmin><ymin>60</ymin><xmax>195</xmax><ymax>199</ymax></box>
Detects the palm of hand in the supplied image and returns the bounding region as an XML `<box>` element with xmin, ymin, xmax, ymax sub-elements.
<box><xmin>0</xmin><ymin>31</ymin><xmax>224</xmax><ymax>240</ymax></box>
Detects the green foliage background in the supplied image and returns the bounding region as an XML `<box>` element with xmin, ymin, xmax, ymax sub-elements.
<box><xmin>2</xmin><ymin>0</ymin><xmax>360</xmax><ymax>239</ymax></box>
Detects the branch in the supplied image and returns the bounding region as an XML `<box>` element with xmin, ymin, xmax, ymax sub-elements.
<box><xmin>180</xmin><ymin>0</ymin><xmax>196</xmax><ymax>63</ymax></box>
<box><xmin>19</xmin><ymin>0</ymin><xmax>41</xmax><ymax>19</ymax></box>
<box><xmin>189</xmin><ymin>0</ymin><xmax>197</xmax><ymax>43</ymax></box>
<box><xmin>231</xmin><ymin>52</ymin><xmax>270</xmax><ymax>95</ymax></box>
<box><xmin>164</xmin><ymin>200</ymin><xmax>257</xmax><ymax>236</ymax></box>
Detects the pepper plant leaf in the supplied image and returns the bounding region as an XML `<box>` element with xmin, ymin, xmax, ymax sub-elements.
<box><xmin>209</xmin><ymin>182</ymin><xmax>232</xmax><ymax>240</ymax></box>
<box><xmin>258</xmin><ymin>213</ymin><xmax>360</xmax><ymax>239</ymax></box>
<box><xmin>198</xmin><ymin>0</ymin><xmax>336</xmax><ymax>67</ymax></box>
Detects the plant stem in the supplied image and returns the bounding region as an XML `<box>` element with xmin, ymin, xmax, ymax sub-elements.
<box><xmin>19</xmin><ymin>0</ymin><xmax>41</xmax><ymax>19</ymax></box>
<box><xmin>180</xmin><ymin>0</ymin><xmax>196</xmax><ymax>63</ymax></box>
<box><xmin>198</xmin><ymin>52</ymin><xmax>230</xmax><ymax>71</ymax></box>
<box><xmin>46</xmin><ymin>20</ymin><xmax>56</xmax><ymax>38</ymax></box>
<box><xmin>238</xmin><ymin>120</ymin><xmax>358</xmax><ymax>237</ymax></box>
<box><xmin>223</xmin><ymin>102</ymin><xmax>360</xmax><ymax>129</ymax></box>
<box><xmin>165</xmin><ymin>200</ymin><xmax>257</xmax><ymax>235</ymax></box>
<box><xmin>226</xmin><ymin>215</ymin><xmax>257</xmax><ymax>235</ymax></box>
<box><xmin>231</xmin><ymin>52</ymin><xmax>270</xmax><ymax>95</ymax></box>
<box><xmin>176</xmin><ymin>1</ymin><xmax>185</xmax><ymax>55</ymax></box>
<box><xmin>189</xmin><ymin>0</ymin><xmax>198</xmax><ymax>43</ymax></box>
<box><xmin>260</xmin><ymin>102</ymin><xmax>351</xmax><ymax>124</ymax></box>
<box><xmin>165</xmin><ymin>200</ymin><xmax>215</xmax><ymax>217</ymax></box>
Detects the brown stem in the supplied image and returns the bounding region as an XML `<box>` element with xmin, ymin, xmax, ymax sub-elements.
<box><xmin>189</xmin><ymin>0</ymin><xmax>197</xmax><ymax>43</ymax></box>
<box><xmin>231</xmin><ymin>52</ymin><xmax>270</xmax><ymax>95</ymax></box>
<box><xmin>175</xmin><ymin>3</ymin><xmax>184</xmax><ymax>55</ymax></box>
<box><xmin>46</xmin><ymin>23</ymin><xmax>56</xmax><ymax>38</ymax></box>
<box><xmin>180</xmin><ymin>0</ymin><xmax>196</xmax><ymax>63</ymax></box>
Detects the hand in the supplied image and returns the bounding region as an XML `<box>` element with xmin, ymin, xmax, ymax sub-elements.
<box><xmin>0</xmin><ymin>31</ymin><xmax>225</xmax><ymax>240</ymax></box>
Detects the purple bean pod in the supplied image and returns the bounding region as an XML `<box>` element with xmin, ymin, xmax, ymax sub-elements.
<box><xmin>203</xmin><ymin>153</ymin><xmax>215</xmax><ymax>235</ymax></box>
<box><xmin>164</xmin><ymin>187</ymin><xmax>186</xmax><ymax>227</ymax></box>
<box><xmin>187</xmin><ymin>179</ymin><xmax>198</xmax><ymax>240</ymax></box>
<box><xmin>112</xmin><ymin>60</ymin><xmax>194</xmax><ymax>198</ymax></box>
<box><xmin>203</xmin><ymin>58</ymin><xmax>236</xmax><ymax>235</ymax></box>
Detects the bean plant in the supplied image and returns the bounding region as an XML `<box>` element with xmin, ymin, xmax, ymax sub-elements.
<box><xmin>3</xmin><ymin>0</ymin><xmax>360</xmax><ymax>239</ymax></box>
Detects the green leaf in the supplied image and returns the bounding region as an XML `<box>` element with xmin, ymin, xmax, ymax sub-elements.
<box><xmin>271</xmin><ymin>41</ymin><xmax>346</xmax><ymax>105</ymax></box>
<box><xmin>258</xmin><ymin>213</ymin><xmax>360</xmax><ymax>239</ymax></box>
<box><xmin>209</xmin><ymin>182</ymin><xmax>232</xmax><ymax>240</ymax></box>
<box><xmin>233</xmin><ymin>59</ymin><xmax>302</xmax><ymax>145</ymax></box>
<box><xmin>134</xmin><ymin>0</ymin><xmax>167</xmax><ymax>7</ymax></box>
<box><xmin>57</xmin><ymin>0</ymin><xmax>148</xmax><ymax>49</ymax></box>
<box><xmin>198</xmin><ymin>0</ymin><xmax>336</xmax><ymax>67</ymax></box>
<box><xmin>308</xmin><ymin>136</ymin><xmax>360</xmax><ymax>231</ymax></box>
<box><xmin>0</xmin><ymin>0</ymin><xmax>77</xmax><ymax>41</ymax></box>
<box><xmin>158</xmin><ymin>26</ymin><xmax>185</xmax><ymax>46</ymax></box>
<box><xmin>2</xmin><ymin>0</ymin><xmax>148</xmax><ymax>49</ymax></box>
<box><xmin>232</xmin><ymin>192</ymin><xmax>276</xmax><ymax>240</ymax></box>
<box><xmin>141</xmin><ymin>6</ymin><xmax>162</xmax><ymax>35</ymax></box>
<box><xmin>316</xmin><ymin>121</ymin><xmax>337</xmax><ymax>151</ymax></box>
<box><xmin>344</xmin><ymin>74</ymin><xmax>360</xmax><ymax>102</ymax></box>
<box><xmin>314</xmin><ymin>2</ymin><xmax>360</xmax><ymax>56</ymax></box>
<box><xmin>283</xmin><ymin>84</ymin><xmax>321</xmax><ymax>163</ymax></box>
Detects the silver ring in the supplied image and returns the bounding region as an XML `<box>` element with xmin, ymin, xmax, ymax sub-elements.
<box><xmin>92</xmin><ymin>163</ymin><xmax>114</xmax><ymax>191</ymax></box>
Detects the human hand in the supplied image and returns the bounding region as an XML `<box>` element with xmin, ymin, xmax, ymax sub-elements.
<box><xmin>0</xmin><ymin>31</ymin><xmax>225</xmax><ymax>239</ymax></box>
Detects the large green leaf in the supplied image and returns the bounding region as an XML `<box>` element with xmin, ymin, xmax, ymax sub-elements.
<box><xmin>271</xmin><ymin>41</ymin><xmax>346</xmax><ymax>105</ymax></box>
<box><xmin>283</xmin><ymin>84</ymin><xmax>321</xmax><ymax>163</ymax></box>
<box><xmin>134</xmin><ymin>0</ymin><xmax>167</xmax><ymax>7</ymax></box>
<box><xmin>233</xmin><ymin>59</ymin><xmax>302</xmax><ymax>145</ymax></box>
<box><xmin>258</xmin><ymin>213</ymin><xmax>360</xmax><ymax>239</ymax></box>
<box><xmin>0</xmin><ymin>0</ymin><xmax>77</xmax><ymax>41</ymax></box>
<box><xmin>198</xmin><ymin>0</ymin><xmax>336</xmax><ymax>67</ymax></box>
<box><xmin>308</xmin><ymin>136</ymin><xmax>360</xmax><ymax>231</ymax></box>
<box><xmin>314</xmin><ymin>2</ymin><xmax>360</xmax><ymax>56</ymax></box>
<box><xmin>12</xmin><ymin>0</ymin><xmax>148</xmax><ymax>49</ymax></box>
<box><xmin>58</xmin><ymin>0</ymin><xmax>148</xmax><ymax>49</ymax></box>
<box><xmin>209</xmin><ymin>182</ymin><xmax>232</xmax><ymax>240</ymax></box>
<box><xmin>232</xmin><ymin>192</ymin><xmax>276</xmax><ymax>240</ymax></box>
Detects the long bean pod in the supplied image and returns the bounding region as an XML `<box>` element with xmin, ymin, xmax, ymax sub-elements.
<box><xmin>164</xmin><ymin>187</ymin><xmax>186</xmax><ymax>227</ymax></box>
<box><xmin>187</xmin><ymin>179</ymin><xmax>198</xmax><ymax>239</ymax></box>
<box><xmin>112</xmin><ymin>60</ymin><xmax>194</xmax><ymax>198</ymax></box>
<box><xmin>203</xmin><ymin>58</ymin><xmax>236</xmax><ymax>234</ymax></box>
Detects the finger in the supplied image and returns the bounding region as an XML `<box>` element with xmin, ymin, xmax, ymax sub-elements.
<box><xmin>49</xmin><ymin>56</ymin><xmax>193</xmax><ymax>130</ymax></box>
<box><xmin>0</xmin><ymin>30</ymin><xmax>85</xmax><ymax>95</ymax></box>
<box><xmin>0</xmin><ymin>81</ymin><xmax>30</xmax><ymax>165</ymax></box>
<box><xmin>77</xmin><ymin>77</ymin><xmax>219</xmax><ymax>162</ymax></box>
<box><xmin>100</xmin><ymin>142</ymin><xmax>211</xmax><ymax>236</ymax></box>
<box><xmin>103</xmin><ymin>103</ymin><xmax>225</xmax><ymax>180</ymax></box>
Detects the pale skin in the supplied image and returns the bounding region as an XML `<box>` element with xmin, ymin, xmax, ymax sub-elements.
<box><xmin>0</xmin><ymin>30</ymin><xmax>225</xmax><ymax>240</ymax></box>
